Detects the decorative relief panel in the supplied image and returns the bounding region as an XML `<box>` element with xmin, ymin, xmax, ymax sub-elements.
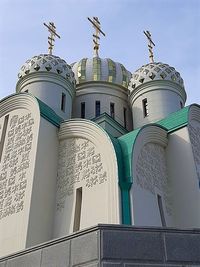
<box><xmin>188</xmin><ymin>122</ymin><xmax>200</xmax><ymax>181</ymax></box>
<box><xmin>135</xmin><ymin>143</ymin><xmax>172</xmax><ymax>215</ymax></box>
<box><xmin>56</xmin><ymin>138</ymin><xmax>107</xmax><ymax>211</ymax></box>
<box><xmin>0</xmin><ymin>112</ymin><xmax>34</xmax><ymax>220</ymax></box>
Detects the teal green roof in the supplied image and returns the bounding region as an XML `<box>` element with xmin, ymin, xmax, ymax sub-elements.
<box><xmin>92</xmin><ymin>112</ymin><xmax>128</xmax><ymax>135</ymax></box>
<box><xmin>108</xmin><ymin>133</ymin><xmax>133</xmax><ymax>225</ymax></box>
<box><xmin>157</xmin><ymin>106</ymin><xmax>189</xmax><ymax>132</ymax></box>
<box><xmin>118</xmin><ymin>129</ymin><xmax>140</xmax><ymax>181</ymax></box>
<box><xmin>107</xmin><ymin>133</ymin><xmax>124</xmax><ymax>181</ymax></box>
<box><xmin>109</xmin><ymin>130</ymin><xmax>141</xmax><ymax>225</ymax></box>
<box><xmin>36</xmin><ymin>98</ymin><xmax>63</xmax><ymax>127</ymax></box>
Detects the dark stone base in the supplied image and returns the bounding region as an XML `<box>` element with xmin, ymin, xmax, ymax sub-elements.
<box><xmin>0</xmin><ymin>224</ymin><xmax>200</xmax><ymax>266</ymax></box>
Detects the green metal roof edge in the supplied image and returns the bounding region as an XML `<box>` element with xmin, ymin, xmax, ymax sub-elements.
<box><xmin>118</xmin><ymin>128</ymin><xmax>140</xmax><ymax>181</ymax></box>
<box><xmin>156</xmin><ymin>105</ymin><xmax>190</xmax><ymax>132</ymax></box>
<box><xmin>117</xmin><ymin>129</ymin><xmax>140</xmax><ymax>224</ymax></box>
<box><xmin>92</xmin><ymin>112</ymin><xmax>128</xmax><ymax>134</ymax></box>
<box><xmin>107</xmin><ymin>133</ymin><xmax>124</xmax><ymax>183</ymax></box>
<box><xmin>117</xmin><ymin>123</ymin><xmax>170</xmax><ymax>225</ymax></box>
<box><xmin>36</xmin><ymin>98</ymin><xmax>63</xmax><ymax>127</ymax></box>
<box><xmin>116</xmin><ymin>129</ymin><xmax>141</xmax><ymax>225</ymax></box>
<box><xmin>107</xmin><ymin>132</ymin><xmax>132</xmax><ymax>225</ymax></box>
<box><xmin>0</xmin><ymin>93</ymin><xmax>62</xmax><ymax>128</ymax></box>
<box><xmin>117</xmin><ymin>128</ymin><xmax>142</xmax><ymax>225</ymax></box>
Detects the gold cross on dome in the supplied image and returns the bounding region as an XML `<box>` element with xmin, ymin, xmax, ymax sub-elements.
<box><xmin>144</xmin><ymin>30</ymin><xmax>155</xmax><ymax>63</ymax></box>
<box><xmin>87</xmin><ymin>17</ymin><xmax>105</xmax><ymax>57</ymax></box>
<box><xmin>44</xmin><ymin>22</ymin><xmax>61</xmax><ymax>55</ymax></box>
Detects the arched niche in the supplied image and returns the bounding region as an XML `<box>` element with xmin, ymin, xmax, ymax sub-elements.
<box><xmin>54</xmin><ymin>119</ymin><xmax>120</xmax><ymax>237</ymax></box>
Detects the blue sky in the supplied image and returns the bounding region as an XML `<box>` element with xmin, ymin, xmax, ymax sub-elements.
<box><xmin>0</xmin><ymin>0</ymin><xmax>199</xmax><ymax>105</ymax></box>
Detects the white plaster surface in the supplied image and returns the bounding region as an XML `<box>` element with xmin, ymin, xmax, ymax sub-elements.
<box><xmin>0</xmin><ymin>107</ymin><xmax>40</xmax><ymax>257</ymax></box>
<box><xmin>0</xmin><ymin>117</ymin><xmax>3</xmax><ymax>140</ymax></box>
<box><xmin>130</xmin><ymin>126</ymin><xmax>172</xmax><ymax>227</ymax></box>
<box><xmin>188</xmin><ymin>119</ymin><xmax>200</xmax><ymax>182</ymax></box>
<box><xmin>132</xmin><ymin>143</ymin><xmax>172</xmax><ymax>226</ymax></box>
<box><xmin>26</xmin><ymin>117</ymin><xmax>59</xmax><ymax>247</ymax></box>
<box><xmin>166</xmin><ymin>126</ymin><xmax>200</xmax><ymax>228</ymax></box>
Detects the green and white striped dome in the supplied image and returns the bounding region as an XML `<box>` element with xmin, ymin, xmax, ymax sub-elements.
<box><xmin>71</xmin><ymin>57</ymin><xmax>131</xmax><ymax>89</ymax></box>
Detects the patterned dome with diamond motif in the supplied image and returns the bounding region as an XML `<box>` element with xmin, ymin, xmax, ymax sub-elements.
<box><xmin>129</xmin><ymin>62</ymin><xmax>185</xmax><ymax>92</ymax></box>
<box><xmin>17</xmin><ymin>54</ymin><xmax>75</xmax><ymax>84</ymax></box>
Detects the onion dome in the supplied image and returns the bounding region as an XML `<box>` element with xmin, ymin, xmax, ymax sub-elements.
<box><xmin>17</xmin><ymin>54</ymin><xmax>75</xmax><ymax>85</ymax></box>
<box><xmin>129</xmin><ymin>62</ymin><xmax>184</xmax><ymax>92</ymax></box>
<box><xmin>72</xmin><ymin>57</ymin><xmax>131</xmax><ymax>89</ymax></box>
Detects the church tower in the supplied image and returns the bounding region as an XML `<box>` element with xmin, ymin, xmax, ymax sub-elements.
<box><xmin>0</xmin><ymin>22</ymin><xmax>76</xmax><ymax>257</ymax></box>
<box><xmin>128</xmin><ymin>31</ymin><xmax>187</xmax><ymax>129</ymax></box>
<box><xmin>1</xmin><ymin>19</ymin><xmax>200</xmax><ymax>264</ymax></box>
<box><xmin>72</xmin><ymin>17</ymin><xmax>132</xmax><ymax>136</ymax></box>
<box><xmin>16</xmin><ymin>22</ymin><xmax>75</xmax><ymax>120</ymax></box>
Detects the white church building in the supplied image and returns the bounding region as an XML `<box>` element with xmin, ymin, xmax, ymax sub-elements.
<box><xmin>0</xmin><ymin>20</ymin><xmax>200</xmax><ymax>258</ymax></box>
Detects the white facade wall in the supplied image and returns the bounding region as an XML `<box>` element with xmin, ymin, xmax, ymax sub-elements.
<box><xmin>166</xmin><ymin>126</ymin><xmax>200</xmax><ymax>228</ymax></box>
<box><xmin>0</xmin><ymin>94</ymin><xmax>59</xmax><ymax>257</ymax></box>
<box><xmin>131</xmin><ymin>186</ymin><xmax>165</xmax><ymax>226</ymax></box>
<box><xmin>73</xmin><ymin>83</ymin><xmax>133</xmax><ymax>131</ymax></box>
<box><xmin>188</xmin><ymin>119</ymin><xmax>200</xmax><ymax>181</ymax></box>
<box><xmin>26</xmin><ymin>117</ymin><xmax>59</xmax><ymax>247</ymax></box>
<box><xmin>0</xmin><ymin>96</ymin><xmax>40</xmax><ymax>257</ymax></box>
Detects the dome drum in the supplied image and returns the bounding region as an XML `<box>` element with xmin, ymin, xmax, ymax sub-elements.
<box><xmin>129</xmin><ymin>62</ymin><xmax>187</xmax><ymax>129</ymax></box>
<box><xmin>16</xmin><ymin>71</ymin><xmax>75</xmax><ymax>98</ymax></box>
<box><xmin>71</xmin><ymin>56</ymin><xmax>132</xmax><ymax>131</ymax></box>
<box><xmin>16</xmin><ymin>54</ymin><xmax>76</xmax><ymax>120</ymax></box>
<box><xmin>130</xmin><ymin>88</ymin><xmax>186</xmax><ymax>129</ymax></box>
<box><xmin>129</xmin><ymin>79</ymin><xmax>187</xmax><ymax>106</ymax></box>
<box><xmin>72</xmin><ymin>82</ymin><xmax>133</xmax><ymax>131</ymax></box>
